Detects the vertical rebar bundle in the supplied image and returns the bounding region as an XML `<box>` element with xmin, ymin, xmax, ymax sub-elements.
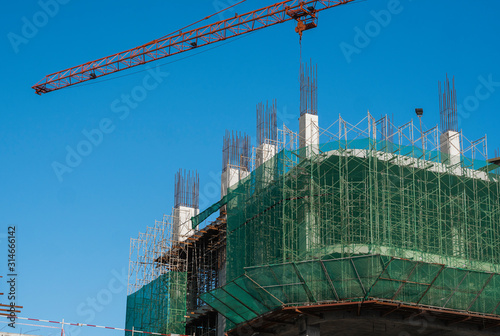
<box><xmin>222</xmin><ymin>131</ymin><xmax>251</xmax><ymax>171</ymax></box>
<box><xmin>174</xmin><ymin>169</ymin><xmax>199</xmax><ymax>209</ymax></box>
<box><xmin>300</xmin><ymin>60</ymin><xmax>318</xmax><ymax>116</ymax></box>
<box><xmin>439</xmin><ymin>74</ymin><xmax>458</xmax><ymax>132</ymax></box>
<box><xmin>257</xmin><ymin>100</ymin><xmax>278</xmax><ymax>146</ymax></box>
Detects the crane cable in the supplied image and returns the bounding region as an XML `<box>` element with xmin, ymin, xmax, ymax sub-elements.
<box><xmin>66</xmin><ymin>31</ymin><xmax>257</xmax><ymax>89</ymax></box>
<box><xmin>65</xmin><ymin>1</ymin><xmax>251</xmax><ymax>90</ymax></box>
<box><xmin>68</xmin><ymin>0</ymin><xmax>368</xmax><ymax>89</ymax></box>
<box><xmin>150</xmin><ymin>0</ymin><xmax>248</xmax><ymax>43</ymax></box>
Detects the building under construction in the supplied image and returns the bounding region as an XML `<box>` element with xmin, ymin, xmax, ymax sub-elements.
<box><xmin>125</xmin><ymin>67</ymin><xmax>500</xmax><ymax>336</ymax></box>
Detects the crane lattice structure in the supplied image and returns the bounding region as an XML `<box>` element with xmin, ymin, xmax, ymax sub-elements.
<box><xmin>32</xmin><ymin>0</ymin><xmax>357</xmax><ymax>94</ymax></box>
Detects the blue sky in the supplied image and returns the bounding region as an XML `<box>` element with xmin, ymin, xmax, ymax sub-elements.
<box><xmin>1</xmin><ymin>0</ymin><xmax>500</xmax><ymax>335</ymax></box>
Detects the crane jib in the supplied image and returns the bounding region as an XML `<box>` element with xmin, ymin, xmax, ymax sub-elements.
<box><xmin>32</xmin><ymin>0</ymin><xmax>355</xmax><ymax>95</ymax></box>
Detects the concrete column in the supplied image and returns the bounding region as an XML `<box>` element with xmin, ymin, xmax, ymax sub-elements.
<box><xmin>299</xmin><ymin>317</ymin><xmax>321</xmax><ymax>336</ymax></box>
<box><xmin>256</xmin><ymin>143</ymin><xmax>277</xmax><ymax>188</ymax></box>
<box><xmin>256</xmin><ymin>143</ymin><xmax>277</xmax><ymax>168</ymax></box>
<box><xmin>440</xmin><ymin>130</ymin><xmax>461</xmax><ymax>167</ymax></box>
<box><xmin>300</xmin><ymin>325</ymin><xmax>320</xmax><ymax>336</ymax></box>
<box><xmin>298</xmin><ymin>114</ymin><xmax>320</xmax><ymax>257</ymax></box>
<box><xmin>299</xmin><ymin>113</ymin><xmax>319</xmax><ymax>158</ymax></box>
<box><xmin>440</xmin><ymin>130</ymin><xmax>463</xmax><ymax>257</ymax></box>
<box><xmin>173</xmin><ymin>206</ymin><xmax>199</xmax><ymax>242</ymax></box>
<box><xmin>217</xmin><ymin>262</ymin><xmax>227</xmax><ymax>336</ymax></box>
<box><xmin>218</xmin><ymin>165</ymin><xmax>248</xmax><ymax>336</ymax></box>
<box><xmin>217</xmin><ymin>315</ymin><xmax>226</xmax><ymax>336</ymax></box>
<box><xmin>221</xmin><ymin>167</ymin><xmax>249</xmax><ymax>198</ymax></box>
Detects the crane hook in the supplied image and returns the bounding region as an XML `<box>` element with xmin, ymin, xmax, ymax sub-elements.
<box><xmin>295</xmin><ymin>18</ymin><xmax>307</xmax><ymax>40</ymax></box>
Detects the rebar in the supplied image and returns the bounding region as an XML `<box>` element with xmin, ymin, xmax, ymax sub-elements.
<box><xmin>257</xmin><ymin>100</ymin><xmax>278</xmax><ymax>146</ymax></box>
<box><xmin>174</xmin><ymin>169</ymin><xmax>199</xmax><ymax>209</ymax></box>
<box><xmin>439</xmin><ymin>74</ymin><xmax>458</xmax><ymax>132</ymax></box>
<box><xmin>222</xmin><ymin>130</ymin><xmax>251</xmax><ymax>171</ymax></box>
<box><xmin>300</xmin><ymin>60</ymin><xmax>318</xmax><ymax>116</ymax></box>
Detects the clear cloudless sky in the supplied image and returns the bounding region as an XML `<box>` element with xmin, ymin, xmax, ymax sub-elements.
<box><xmin>1</xmin><ymin>1</ymin><xmax>500</xmax><ymax>336</ymax></box>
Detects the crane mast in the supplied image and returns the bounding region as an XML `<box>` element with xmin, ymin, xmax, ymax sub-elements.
<box><xmin>32</xmin><ymin>0</ymin><xmax>356</xmax><ymax>95</ymax></box>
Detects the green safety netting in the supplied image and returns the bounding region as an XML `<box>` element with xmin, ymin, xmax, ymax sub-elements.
<box><xmin>200</xmin><ymin>255</ymin><xmax>500</xmax><ymax>326</ymax></box>
<box><xmin>191</xmin><ymin>195</ymin><xmax>227</xmax><ymax>229</ymax></box>
<box><xmin>125</xmin><ymin>272</ymin><xmax>187</xmax><ymax>335</ymax></box>
<box><xmin>224</xmin><ymin>139</ymin><xmax>500</xmax><ymax>283</ymax></box>
<box><xmin>127</xmin><ymin>136</ymin><xmax>500</xmax><ymax>334</ymax></box>
<box><xmin>191</xmin><ymin>191</ymin><xmax>244</xmax><ymax>229</ymax></box>
<box><xmin>196</xmin><ymin>138</ymin><xmax>500</xmax><ymax>330</ymax></box>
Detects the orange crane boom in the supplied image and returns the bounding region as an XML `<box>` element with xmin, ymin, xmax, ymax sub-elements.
<box><xmin>32</xmin><ymin>0</ymin><xmax>356</xmax><ymax>95</ymax></box>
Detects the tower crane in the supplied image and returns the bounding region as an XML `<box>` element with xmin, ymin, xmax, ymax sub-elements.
<box><xmin>32</xmin><ymin>0</ymin><xmax>357</xmax><ymax>95</ymax></box>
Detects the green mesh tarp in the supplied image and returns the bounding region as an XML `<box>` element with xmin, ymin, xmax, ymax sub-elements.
<box><xmin>225</xmin><ymin>139</ymin><xmax>500</xmax><ymax>282</ymax></box>
<box><xmin>200</xmin><ymin>255</ymin><xmax>500</xmax><ymax>327</ymax></box>
<box><xmin>125</xmin><ymin>272</ymin><xmax>187</xmax><ymax>335</ymax></box>
<box><xmin>202</xmin><ymin>138</ymin><xmax>500</xmax><ymax>329</ymax></box>
<box><xmin>195</xmin><ymin>138</ymin><xmax>500</xmax><ymax>329</ymax></box>
<box><xmin>191</xmin><ymin>191</ymin><xmax>243</xmax><ymax>229</ymax></box>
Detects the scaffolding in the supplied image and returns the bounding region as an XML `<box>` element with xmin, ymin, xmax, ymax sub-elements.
<box><xmin>194</xmin><ymin>112</ymin><xmax>500</xmax><ymax>328</ymax></box>
<box><xmin>185</xmin><ymin>220</ymin><xmax>227</xmax><ymax>336</ymax></box>
<box><xmin>126</xmin><ymin>213</ymin><xmax>189</xmax><ymax>335</ymax></box>
<box><xmin>202</xmin><ymin>255</ymin><xmax>500</xmax><ymax>327</ymax></box>
<box><xmin>127</xmin><ymin>111</ymin><xmax>500</xmax><ymax>334</ymax></box>
<box><xmin>226</xmin><ymin>112</ymin><xmax>498</xmax><ymax>279</ymax></box>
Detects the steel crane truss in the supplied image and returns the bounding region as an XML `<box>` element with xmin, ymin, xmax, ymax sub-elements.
<box><xmin>32</xmin><ymin>0</ymin><xmax>354</xmax><ymax>94</ymax></box>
